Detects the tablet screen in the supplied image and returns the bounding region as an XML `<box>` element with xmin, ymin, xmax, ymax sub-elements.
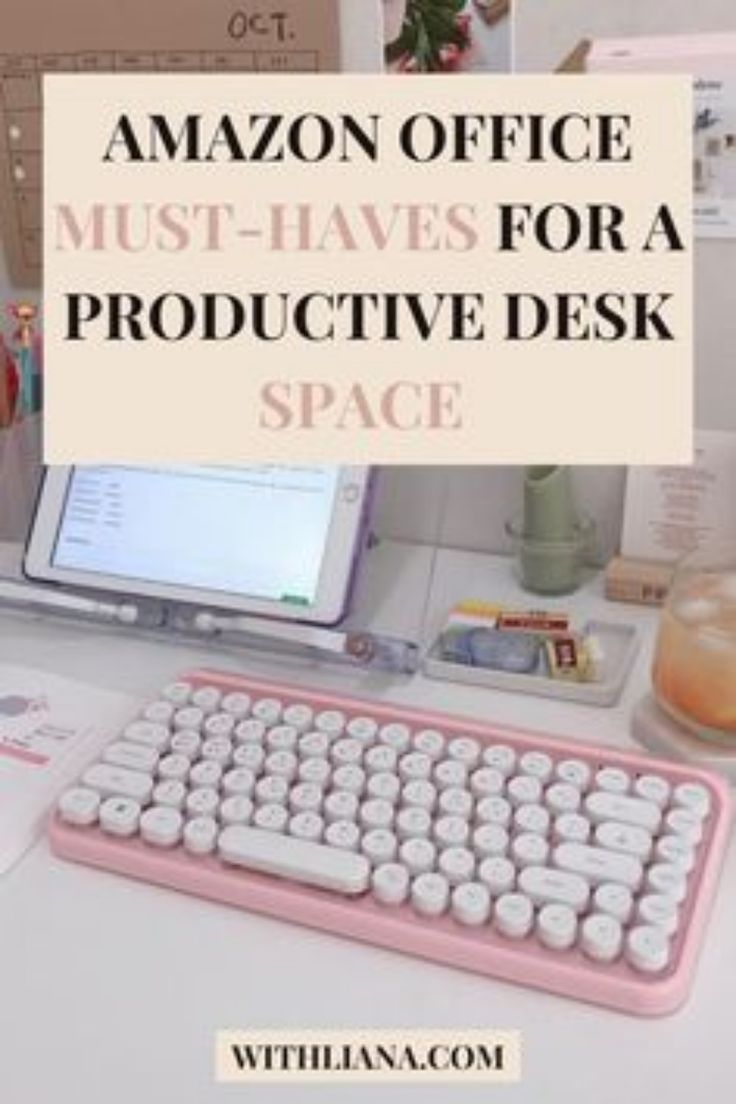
<box><xmin>51</xmin><ymin>466</ymin><xmax>341</xmax><ymax>608</ymax></box>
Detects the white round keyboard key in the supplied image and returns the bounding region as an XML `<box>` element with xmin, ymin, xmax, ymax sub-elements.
<box><xmin>186</xmin><ymin>788</ymin><xmax>219</xmax><ymax>818</ymax></box>
<box><xmin>191</xmin><ymin>686</ymin><xmax>222</xmax><ymax>714</ymax></box>
<box><xmin>289</xmin><ymin>812</ymin><xmax>324</xmax><ymax>843</ymax></box>
<box><xmin>447</xmin><ymin>737</ymin><xmax>482</xmax><ymax>769</ymax></box>
<box><xmin>494</xmin><ymin>893</ymin><xmax>534</xmax><ymax>939</ymax></box>
<box><xmin>396</xmin><ymin>806</ymin><xmax>432</xmax><ymax>840</ymax></box>
<box><xmin>162</xmin><ymin>681</ymin><xmax>192</xmax><ymax>705</ymax></box>
<box><xmin>222</xmin><ymin>768</ymin><xmax>256</xmax><ymax>798</ymax></box>
<box><xmin>219</xmin><ymin>796</ymin><xmax>254</xmax><ymax>826</ymax></box>
<box><xmin>581</xmin><ymin>913</ymin><xmax>623</xmax><ymax>962</ymax></box>
<box><xmin>593</xmin><ymin>883</ymin><xmax>633</xmax><ymax>924</ymax></box>
<box><xmin>140</xmin><ymin>806</ymin><xmax>183</xmax><ymax>847</ymax></box>
<box><xmin>555</xmin><ymin>758</ymin><xmax>591</xmax><ymax>790</ymax></box>
<box><xmin>378</xmin><ymin>723</ymin><xmax>412</xmax><ymax>754</ymax></box>
<box><xmin>438</xmin><ymin>846</ymin><xmax>475</xmax><ymax>885</ymax></box>
<box><xmin>324</xmin><ymin>790</ymin><xmax>359</xmax><ymax>824</ymax></box>
<box><xmin>200</xmin><ymin>737</ymin><xmax>233</xmax><ymax>768</ymax></box>
<box><xmin>59</xmin><ymin>786</ymin><xmax>100</xmax><ymax>827</ymax></box>
<box><xmin>402</xmin><ymin>780</ymin><xmax>437</xmax><ymax>811</ymax></box>
<box><xmin>367</xmin><ymin>772</ymin><xmax>401</xmax><ymax>804</ymax></box>
<box><xmin>331</xmin><ymin>768</ymin><xmax>366</xmax><ymax>794</ymax></box>
<box><xmin>519</xmin><ymin>751</ymin><xmax>553</xmax><ymax>782</ymax></box>
<box><xmin>645</xmin><ymin>863</ymin><xmax>687</xmax><ymax>903</ymax></box>
<box><xmin>434</xmin><ymin>760</ymin><xmax>468</xmax><ymax>790</ymax></box>
<box><xmin>266</xmin><ymin>725</ymin><xmax>298</xmax><ymax>753</ymax></box>
<box><xmin>626</xmin><ymin>925</ymin><xmax>670</xmax><ymax>973</ymax></box>
<box><xmin>359</xmin><ymin>799</ymin><xmax>395</xmax><ymax>831</ymax></box>
<box><xmin>289</xmin><ymin>782</ymin><xmax>323</xmax><ymax>814</ymax></box>
<box><xmin>190</xmin><ymin>760</ymin><xmax>223</xmax><ymax>788</ymax></box>
<box><xmin>664</xmin><ymin>808</ymin><xmax>703</xmax><ymax>846</ymax></box>
<box><xmin>470</xmin><ymin>767</ymin><xmax>504</xmax><ymax>799</ymax></box>
<box><xmin>511</xmin><ymin>833</ymin><xmax>549</xmax><ymax>868</ymax></box>
<box><xmin>476</xmin><ymin>796</ymin><xmax>512</xmax><ymax>828</ymax></box>
<box><xmin>204</xmin><ymin>712</ymin><xmax>236</xmax><ymax>740</ymax></box>
<box><xmin>235</xmin><ymin>719</ymin><xmax>266</xmax><ymax>746</ymax></box>
<box><xmin>365</xmin><ymin>745</ymin><xmax>398</xmax><ymax>775</ymax></box>
<box><xmin>472</xmin><ymin>824</ymin><xmax>509</xmax><ymax>859</ymax></box>
<box><xmin>143</xmin><ymin>700</ymin><xmax>175</xmax><ymax>725</ymax></box>
<box><xmin>253</xmin><ymin>803</ymin><xmax>289</xmax><ymax>833</ymax></box>
<box><xmin>184</xmin><ymin>815</ymin><xmax>218</xmax><ymax>854</ymax></box>
<box><xmin>411</xmin><ymin>872</ymin><xmax>450</xmax><ymax>917</ymax></box>
<box><xmin>452</xmin><ymin>882</ymin><xmax>491</xmax><ymax>926</ymax></box>
<box><xmin>400</xmin><ymin>837</ymin><xmax>436</xmax><ymax>876</ymax></box>
<box><xmin>282</xmin><ymin>703</ymin><xmax>314</xmax><ymax>733</ymax></box>
<box><xmin>438</xmin><ymin>787</ymin><xmax>473</xmax><ymax>819</ymax></box>
<box><xmin>314</xmin><ymin>709</ymin><xmax>346</xmax><ymax>737</ymax></box>
<box><xmin>482</xmin><ymin>745</ymin><xmax>516</xmax><ymax>777</ymax></box>
<box><xmin>634</xmin><ymin>774</ymin><xmax>671</xmax><ymax>808</ymax></box>
<box><xmin>553</xmin><ymin>813</ymin><xmax>591</xmax><ymax>844</ymax></box>
<box><xmin>372</xmin><ymin>863</ymin><xmax>410</xmax><ymax>906</ymax></box>
<box><xmin>545</xmin><ymin>783</ymin><xmax>581</xmax><ymax>816</ymax></box>
<box><xmin>637</xmin><ymin>894</ymin><xmax>679</xmax><ymax>937</ymax></box>
<box><xmin>170</xmin><ymin>730</ymin><xmax>201</xmax><ymax>760</ymax></box>
<box><xmin>434</xmin><ymin>815</ymin><xmax>470</xmax><ymax>849</ymax></box>
<box><xmin>299</xmin><ymin>731</ymin><xmax>331</xmax><ymax>759</ymax></box>
<box><xmin>595</xmin><ymin>767</ymin><xmax>631</xmax><ymax>794</ymax></box>
<box><xmin>234</xmin><ymin>745</ymin><xmax>265</xmax><ymax>773</ymax></box>
<box><xmin>251</xmin><ymin>698</ymin><xmax>283</xmax><ymax>726</ymax></box>
<box><xmin>478</xmin><ymin>856</ymin><xmax>516</xmax><ymax>897</ymax></box>
<box><xmin>173</xmin><ymin>706</ymin><xmax>205</xmax><ymax>732</ymax></box>
<box><xmin>255</xmin><ymin>775</ymin><xmax>289</xmax><ymax>805</ymax></box>
<box><xmin>514</xmin><ymin>804</ymin><xmax>551</xmax><ymax>836</ymax></box>
<box><xmin>264</xmin><ymin>751</ymin><xmax>298</xmax><ymax>782</ymax></box>
<box><xmin>325</xmin><ymin>820</ymin><xmax>361</xmax><ymax>851</ymax></box>
<box><xmin>158</xmin><ymin>753</ymin><xmax>191</xmax><ymax>783</ymax></box>
<box><xmin>221</xmin><ymin>692</ymin><xmax>252</xmax><ymax>719</ymax></box>
<box><xmin>362</xmin><ymin>828</ymin><xmax>398</xmax><ymax>865</ymax></box>
<box><xmin>672</xmin><ymin>782</ymin><xmax>711</xmax><ymax>819</ymax></box>
<box><xmin>298</xmin><ymin>757</ymin><xmax>331</xmax><ymax>787</ymax></box>
<box><xmin>331</xmin><ymin>738</ymin><xmax>364</xmax><ymax>768</ymax></box>
<box><xmin>413</xmin><ymin>729</ymin><xmax>446</xmax><ymax>760</ymax></box>
<box><xmin>346</xmin><ymin>716</ymin><xmax>379</xmax><ymax>745</ymax></box>
<box><xmin>507</xmin><ymin>775</ymin><xmax>542</xmax><ymax>807</ymax></box>
<box><xmin>399</xmin><ymin>752</ymin><xmax>433</xmax><ymax>783</ymax></box>
<box><xmin>654</xmin><ymin>834</ymin><xmax>695</xmax><ymax>874</ymax></box>
<box><xmin>537</xmin><ymin>903</ymin><xmax>578</xmax><ymax>950</ymax></box>
<box><xmin>152</xmin><ymin>780</ymin><xmax>187</xmax><ymax>810</ymax></box>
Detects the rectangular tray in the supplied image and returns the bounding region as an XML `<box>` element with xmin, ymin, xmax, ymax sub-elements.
<box><xmin>424</xmin><ymin>619</ymin><xmax>640</xmax><ymax>707</ymax></box>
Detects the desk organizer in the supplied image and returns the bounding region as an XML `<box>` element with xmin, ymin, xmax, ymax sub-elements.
<box><xmin>425</xmin><ymin>619</ymin><xmax>640</xmax><ymax>707</ymax></box>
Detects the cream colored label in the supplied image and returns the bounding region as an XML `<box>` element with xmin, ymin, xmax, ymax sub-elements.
<box><xmin>215</xmin><ymin>1029</ymin><xmax>522</xmax><ymax>1083</ymax></box>
<box><xmin>44</xmin><ymin>74</ymin><xmax>693</xmax><ymax>464</ymax></box>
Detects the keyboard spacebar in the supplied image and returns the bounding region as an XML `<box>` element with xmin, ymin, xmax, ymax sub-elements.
<box><xmin>218</xmin><ymin>825</ymin><xmax>371</xmax><ymax>895</ymax></box>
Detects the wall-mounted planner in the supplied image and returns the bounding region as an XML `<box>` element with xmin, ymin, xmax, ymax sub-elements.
<box><xmin>0</xmin><ymin>0</ymin><xmax>352</xmax><ymax>288</ymax></box>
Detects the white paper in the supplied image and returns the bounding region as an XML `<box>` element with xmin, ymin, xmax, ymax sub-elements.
<box><xmin>0</xmin><ymin>663</ymin><xmax>134</xmax><ymax>873</ymax></box>
<box><xmin>621</xmin><ymin>429</ymin><xmax>736</xmax><ymax>562</ymax></box>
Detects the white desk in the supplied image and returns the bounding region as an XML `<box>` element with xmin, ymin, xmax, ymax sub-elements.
<box><xmin>1</xmin><ymin>543</ymin><xmax>734</xmax><ymax>1104</ymax></box>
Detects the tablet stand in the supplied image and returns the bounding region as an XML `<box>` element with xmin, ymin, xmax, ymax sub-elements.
<box><xmin>0</xmin><ymin>548</ymin><xmax>420</xmax><ymax>675</ymax></box>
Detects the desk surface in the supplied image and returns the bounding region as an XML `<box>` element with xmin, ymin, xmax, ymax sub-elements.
<box><xmin>1</xmin><ymin>544</ymin><xmax>734</xmax><ymax>1104</ymax></box>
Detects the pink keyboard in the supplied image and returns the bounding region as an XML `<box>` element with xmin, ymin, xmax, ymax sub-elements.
<box><xmin>49</xmin><ymin>669</ymin><xmax>732</xmax><ymax>1015</ymax></box>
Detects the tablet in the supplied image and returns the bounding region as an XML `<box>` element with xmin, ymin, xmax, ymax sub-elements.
<box><xmin>25</xmin><ymin>466</ymin><xmax>373</xmax><ymax>625</ymax></box>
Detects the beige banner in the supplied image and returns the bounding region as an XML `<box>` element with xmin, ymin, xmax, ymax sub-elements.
<box><xmin>44</xmin><ymin>74</ymin><xmax>693</xmax><ymax>464</ymax></box>
<box><xmin>215</xmin><ymin>1028</ymin><xmax>522</xmax><ymax>1083</ymax></box>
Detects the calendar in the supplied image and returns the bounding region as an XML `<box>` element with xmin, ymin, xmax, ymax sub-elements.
<box><xmin>0</xmin><ymin>0</ymin><xmax>343</xmax><ymax>288</ymax></box>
